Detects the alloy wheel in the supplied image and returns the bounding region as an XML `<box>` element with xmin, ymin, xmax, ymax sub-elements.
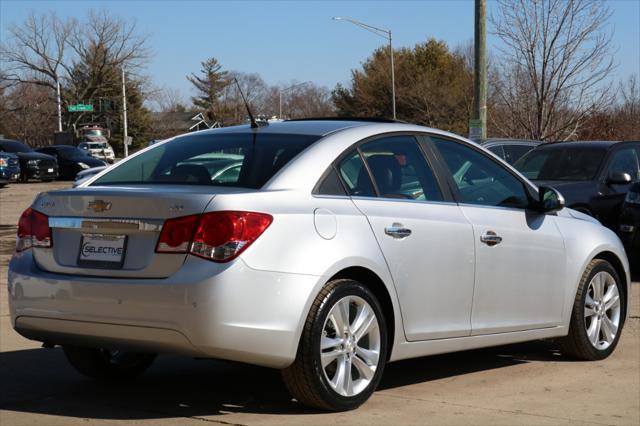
<box><xmin>584</xmin><ymin>271</ymin><xmax>621</xmax><ymax>350</ymax></box>
<box><xmin>320</xmin><ymin>295</ymin><xmax>381</xmax><ymax>397</ymax></box>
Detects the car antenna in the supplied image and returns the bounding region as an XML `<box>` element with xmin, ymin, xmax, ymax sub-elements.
<box><xmin>233</xmin><ymin>77</ymin><xmax>259</xmax><ymax>129</ymax></box>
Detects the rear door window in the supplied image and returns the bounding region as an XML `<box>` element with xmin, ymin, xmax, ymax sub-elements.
<box><xmin>337</xmin><ymin>150</ymin><xmax>375</xmax><ymax>197</ymax></box>
<box><xmin>91</xmin><ymin>132</ymin><xmax>321</xmax><ymax>188</ymax></box>
<box><xmin>359</xmin><ymin>136</ymin><xmax>444</xmax><ymax>201</ymax></box>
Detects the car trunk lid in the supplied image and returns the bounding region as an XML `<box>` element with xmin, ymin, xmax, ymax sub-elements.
<box><xmin>31</xmin><ymin>185</ymin><xmax>245</xmax><ymax>278</ymax></box>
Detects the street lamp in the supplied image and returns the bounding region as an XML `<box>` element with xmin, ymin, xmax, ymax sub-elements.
<box><xmin>333</xmin><ymin>16</ymin><xmax>396</xmax><ymax>120</ymax></box>
<box><xmin>279</xmin><ymin>81</ymin><xmax>311</xmax><ymax>119</ymax></box>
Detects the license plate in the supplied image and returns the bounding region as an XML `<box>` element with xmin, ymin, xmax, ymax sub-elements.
<box><xmin>78</xmin><ymin>234</ymin><xmax>127</xmax><ymax>268</ymax></box>
<box><xmin>47</xmin><ymin>168</ymin><xmax>54</xmax><ymax>173</ymax></box>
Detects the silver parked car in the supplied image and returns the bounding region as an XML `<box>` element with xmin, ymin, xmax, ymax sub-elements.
<box><xmin>479</xmin><ymin>138</ymin><xmax>541</xmax><ymax>165</ymax></box>
<box><xmin>9</xmin><ymin>120</ymin><xmax>630</xmax><ymax>411</ymax></box>
<box><xmin>72</xmin><ymin>165</ymin><xmax>107</xmax><ymax>187</ymax></box>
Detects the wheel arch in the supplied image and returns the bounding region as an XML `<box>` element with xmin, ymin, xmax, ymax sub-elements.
<box><xmin>329</xmin><ymin>266</ymin><xmax>396</xmax><ymax>361</ymax></box>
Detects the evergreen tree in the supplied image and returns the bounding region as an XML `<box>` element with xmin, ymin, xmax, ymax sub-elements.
<box><xmin>186</xmin><ymin>57</ymin><xmax>229</xmax><ymax>123</ymax></box>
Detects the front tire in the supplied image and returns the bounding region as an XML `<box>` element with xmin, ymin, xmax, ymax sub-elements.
<box><xmin>63</xmin><ymin>346</ymin><xmax>156</xmax><ymax>380</ymax></box>
<box><xmin>559</xmin><ymin>259</ymin><xmax>625</xmax><ymax>360</ymax></box>
<box><xmin>282</xmin><ymin>279</ymin><xmax>387</xmax><ymax>411</ymax></box>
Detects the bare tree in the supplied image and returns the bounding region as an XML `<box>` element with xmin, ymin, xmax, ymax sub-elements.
<box><xmin>1</xmin><ymin>82</ymin><xmax>57</xmax><ymax>145</ymax></box>
<box><xmin>149</xmin><ymin>86</ymin><xmax>187</xmax><ymax>112</ymax></box>
<box><xmin>611</xmin><ymin>75</ymin><xmax>639</xmax><ymax>140</ymax></box>
<box><xmin>218</xmin><ymin>71</ymin><xmax>268</xmax><ymax>125</ymax></box>
<box><xmin>284</xmin><ymin>84</ymin><xmax>334</xmax><ymax>119</ymax></box>
<box><xmin>64</xmin><ymin>10</ymin><xmax>150</xmax><ymax>127</ymax></box>
<box><xmin>491</xmin><ymin>0</ymin><xmax>615</xmax><ymax>141</ymax></box>
<box><xmin>1</xmin><ymin>9</ymin><xmax>151</xmax><ymax>129</ymax></box>
<box><xmin>1</xmin><ymin>11</ymin><xmax>74</xmax><ymax>90</ymax></box>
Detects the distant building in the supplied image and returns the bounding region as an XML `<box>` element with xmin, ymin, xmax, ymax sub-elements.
<box><xmin>151</xmin><ymin>112</ymin><xmax>215</xmax><ymax>139</ymax></box>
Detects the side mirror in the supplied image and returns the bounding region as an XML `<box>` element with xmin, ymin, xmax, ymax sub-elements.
<box><xmin>607</xmin><ymin>171</ymin><xmax>632</xmax><ymax>185</ymax></box>
<box><xmin>537</xmin><ymin>185</ymin><xmax>565</xmax><ymax>213</ymax></box>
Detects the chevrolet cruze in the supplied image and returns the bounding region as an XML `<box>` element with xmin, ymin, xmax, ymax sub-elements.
<box><xmin>8</xmin><ymin>120</ymin><xmax>630</xmax><ymax>411</ymax></box>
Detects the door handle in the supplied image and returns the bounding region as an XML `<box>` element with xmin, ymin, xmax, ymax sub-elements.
<box><xmin>385</xmin><ymin>224</ymin><xmax>412</xmax><ymax>239</ymax></box>
<box><xmin>480</xmin><ymin>231</ymin><xmax>502</xmax><ymax>246</ymax></box>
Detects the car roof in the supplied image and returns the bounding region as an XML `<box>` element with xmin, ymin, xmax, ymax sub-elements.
<box><xmin>479</xmin><ymin>138</ymin><xmax>541</xmax><ymax>146</ymax></box>
<box><xmin>194</xmin><ymin>120</ymin><xmax>372</xmax><ymax>137</ymax></box>
<box><xmin>534</xmin><ymin>140</ymin><xmax>635</xmax><ymax>150</ymax></box>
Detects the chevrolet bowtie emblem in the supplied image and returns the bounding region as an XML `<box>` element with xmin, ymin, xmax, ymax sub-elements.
<box><xmin>87</xmin><ymin>200</ymin><xmax>112</xmax><ymax>213</ymax></box>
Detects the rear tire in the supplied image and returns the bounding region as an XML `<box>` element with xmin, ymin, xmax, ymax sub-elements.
<box><xmin>281</xmin><ymin>279</ymin><xmax>387</xmax><ymax>411</ymax></box>
<box><xmin>63</xmin><ymin>346</ymin><xmax>156</xmax><ymax>380</ymax></box>
<box><xmin>558</xmin><ymin>259</ymin><xmax>625</xmax><ymax>360</ymax></box>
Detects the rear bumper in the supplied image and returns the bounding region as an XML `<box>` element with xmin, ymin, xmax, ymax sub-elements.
<box><xmin>8</xmin><ymin>251</ymin><xmax>323</xmax><ymax>368</ymax></box>
<box><xmin>26</xmin><ymin>166</ymin><xmax>58</xmax><ymax>180</ymax></box>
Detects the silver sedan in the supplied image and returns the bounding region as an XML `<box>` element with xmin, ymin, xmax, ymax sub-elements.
<box><xmin>8</xmin><ymin>120</ymin><xmax>630</xmax><ymax>411</ymax></box>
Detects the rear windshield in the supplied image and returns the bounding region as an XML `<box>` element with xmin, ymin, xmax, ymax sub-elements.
<box><xmin>91</xmin><ymin>132</ymin><xmax>321</xmax><ymax>188</ymax></box>
<box><xmin>514</xmin><ymin>147</ymin><xmax>605</xmax><ymax>181</ymax></box>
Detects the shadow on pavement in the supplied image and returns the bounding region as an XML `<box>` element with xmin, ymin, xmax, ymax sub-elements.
<box><xmin>0</xmin><ymin>340</ymin><xmax>561</xmax><ymax>420</ymax></box>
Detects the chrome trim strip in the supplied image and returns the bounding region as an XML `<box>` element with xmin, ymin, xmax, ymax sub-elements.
<box><xmin>350</xmin><ymin>195</ymin><xmax>459</xmax><ymax>207</ymax></box>
<box><xmin>48</xmin><ymin>217</ymin><xmax>163</xmax><ymax>231</ymax></box>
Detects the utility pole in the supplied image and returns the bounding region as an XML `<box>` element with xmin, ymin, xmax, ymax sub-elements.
<box><xmin>472</xmin><ymin>0</ymin><xmax>487</xmax><ymax>139</ymax></box>
<box><xmin>121</xmin><ymin>66</ymin><xmax>129</xmax><ymax>158</ymax></box>
<box><xmin>388</xmin><ymin>30</ymin><xmax>396</xmax><ymax>120</ymax></box>
<box><xmin>56</xmin><ymin>78</ymin><xmax>62</xmax><ymax>132</ymax></box>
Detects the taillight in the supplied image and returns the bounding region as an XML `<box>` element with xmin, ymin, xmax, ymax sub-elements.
<box><xmin>16</xmin><ymin>207</ymin><xmax>52</xmax><ymax>252</ymax></box>
<box><xmin>155</xmin><ymin>211</ymin><xmax>272</xmax><ymax>263</ymax></box>
<box><xmin>155</xmin><ymin>215</ymin><xmax>200</xmax><ymax>253</ymax></box>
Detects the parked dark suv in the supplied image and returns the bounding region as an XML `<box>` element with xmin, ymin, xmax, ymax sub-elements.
<box><xmin>515</xmin><ymin>140</ymin><xmax>640</xmax><ymax>233</ymax></box>
<box><xmin>0</xmin><ymin>139</ymin><xmax>59</xmax><ymax>182</ymax></box>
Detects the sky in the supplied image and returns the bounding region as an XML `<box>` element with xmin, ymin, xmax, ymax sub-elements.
<box><xmin>1</xmin><ymin>0</ymin><xmax>639</xmax><ymax>101</ymax></box>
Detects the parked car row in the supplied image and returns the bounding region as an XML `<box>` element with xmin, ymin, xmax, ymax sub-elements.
<box><xmin>0</xmin><ymin>139</ymin><xmax>59</xmax><ymax>182</ymax></box>
<box><xmin>0</xmin><ymin>138</ymin><xmax>109</xmax><ymax>184</ymax></box>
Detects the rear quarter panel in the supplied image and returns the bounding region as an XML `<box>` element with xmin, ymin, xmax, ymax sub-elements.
<box><xmin>207</xmin><ymin>189</ymin><xmax>406</xmax><ymax>355</ymax></box>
